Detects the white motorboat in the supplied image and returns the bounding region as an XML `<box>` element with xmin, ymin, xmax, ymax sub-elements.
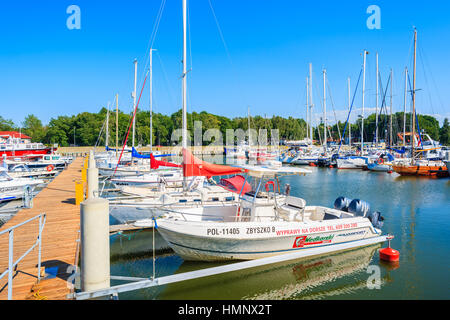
<box><xmin>0</xmin><ymin>167</ymin><xmax>44</xmax><ymax>203</ymax></box>
<box><xmin>134</xmin><ymin>0</ymin><xmax>388</xmax><ymax>262</ymax></box>
<box><xmin>136</xmin><ymin>165</ymin><xmax>387</xmax><ymax>261</ymax></box>
<box><xmin>4</xmin><ymin>153</ymin><xmax>67</xmax><ymax>172</ymax></box>
<box><xmin>336</xmin><ymin>156</ymin><xmax>368</xmax><ymax>169</ymax></box>
<box><xmin>7</xmin><ymin>164</ymin><xmax>58</xmax><ymax>179</ymax></box>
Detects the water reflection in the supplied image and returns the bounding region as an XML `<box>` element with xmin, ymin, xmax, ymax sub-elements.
<box><xmin>159</xmin><ymin>245</ymin><xmax>381</xmax><ymax>300</ymax></box>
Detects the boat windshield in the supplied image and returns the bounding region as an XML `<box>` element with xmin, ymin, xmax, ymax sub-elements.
<box><xmin>241</xmin><ymin>175</ymin><xmax>282</xmax><ymax>200</ymax></box>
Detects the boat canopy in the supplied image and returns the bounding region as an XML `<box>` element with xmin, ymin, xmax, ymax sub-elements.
<box><xmin>239</xmin><ymin>164</ymin><xmax>311</xmax><ymax>178</ymax></box>
<box><xmin>219</xmin><ymin>175</ymin><xmax>252</xmax><ymax>194</ymax></box>
<box><xmin>131</xmin><ymin>147</ymin><xmax>173</xmax><ymax>159</ymax></box>
<box><xmin>388</xmin><ymin>146</ymin><xmax>407</xmax><ymax>154</ymax></box>
<box><xmin>183</xmin><ymin>149</ymin><xmax>247</xmax><ymax>177</ymax></box>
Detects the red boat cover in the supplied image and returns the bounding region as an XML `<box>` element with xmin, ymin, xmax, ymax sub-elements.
<box><xmin>150</xmin><ymin>154</ymin><xmax>182</xmax><ymax>170</ymax></box>
<box><xmin>220</xmin><ymin>175</ymin><xmax>252</xmax><ymax>194</ymax></box>
<box><xmin>183</xmin><ymin>148</ymin><xmax>247</xmax><ymax>177</ymax></box>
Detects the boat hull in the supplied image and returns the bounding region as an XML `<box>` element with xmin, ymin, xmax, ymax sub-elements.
<box><xmin>392</xmin><ymin>164</ymin><xmax>449</xmax><ymax>176</ymax></box>
<box><xmin>0</xmin><ymin>148</ymin><xmax>55</xmax><ymax>158</ymax></box>
<box><xmin>336</xmin><ymin>157</ymin><xmax>367</xmax><ymax>169</ymax></box>
<box><xmin>156</xmin><ymin>219</ymin><xmax>380</xmax><ymax>261</ymax></box>
<box><xmin>367</xmin><ymin>163</ymin><xmax>392</xmax><ymax>172</ymax></box>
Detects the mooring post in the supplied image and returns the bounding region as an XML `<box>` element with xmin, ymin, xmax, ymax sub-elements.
<box><xmin>80</xmin><ymin>150</ymin><xmax>110</xmax><ymax>297</ymax></box>
<box><xmin>80</xmin><ymin>197</ymin><xmax>110</xmax><ymax>295</ymax></box>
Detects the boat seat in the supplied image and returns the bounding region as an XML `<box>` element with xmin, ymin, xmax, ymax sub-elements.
<box><xmin>277</xmin><ymin>197</ymin><xmax>306</xmax><ymax>221</ymax></box>
<box><xmin>285</xmin><ymin>196</ymin><xmax>306</xmax><ymax>210</ymax></box>
<box><xmin>310</xmin><ymin>208</ymin><xmax>325</xmax><ymax>221</ymax></box>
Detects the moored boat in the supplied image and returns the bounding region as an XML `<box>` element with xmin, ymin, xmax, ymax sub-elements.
<box><xmin>0</xmin><ymin>131</ymin><xmax>56</xmax><ymax>157</ymax></box>
<box><xmin>392</xmin><ymin>160</ymin><xmax>448</xmax><ymax>177</ymax></box>
<box><xmin>0</xmin><ymin>167</ymin><xmax>44</xmax><ymax>203</ymax></box>
<box><xmin>137</xmin><ymin>165</ymin><xmax>388</xmax><ymax>261</ymax></box>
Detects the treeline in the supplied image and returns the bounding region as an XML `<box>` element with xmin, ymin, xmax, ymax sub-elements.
<box><xmin>0</xmin><ymin>109</ymin><xmax>448</xmax><ymax>146</ymax></box>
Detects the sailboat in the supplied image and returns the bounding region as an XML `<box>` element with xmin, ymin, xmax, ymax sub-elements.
<box><xmin>392</xmin><ymin>29</ymin><xmax>448</xmax><ymax>177</ymax></box>
<box><xmin>336</xmin><ymin>50</ymin><xmax>371</xmax><ymax>170</ymax></box>
<box><xmin>135</xmin><ymin>0</ymin><xmax>391</xmax><ymax>262</ymax></box>
<box><xmin>109</xmin><ymin>27</ymin><xmax>248</xmax><ymax>222</ymax></box>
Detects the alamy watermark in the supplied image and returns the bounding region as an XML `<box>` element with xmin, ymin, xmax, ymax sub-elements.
<box><xmin>66</xmin><ymin>5</ymin><xmax>81</xmax><ymax>30</ymax></box>
<box><xmin>366</xmin><ymin>265</ymin><xmax>381</xmax><ymax>289</ymax></box>
<box><xmin>366</xmin><ymin>5</ymin><xmax>381</xmax><ymax>30</ymax></box>
<box><xmin>169</xmin><ymin>121</ymin><xmax>280</xmax><ymax>164</ymax></box>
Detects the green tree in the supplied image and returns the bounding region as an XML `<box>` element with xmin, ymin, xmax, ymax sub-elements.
<box><xmin>440</xmin><ymin>118</ymin><xmax>449</xmax><ymax>145</ymax></box>
<box><xmin>22</xmin><ymin>114</ymin><xmax>46</xmax><ymax>142</ymax></box>
<box><xmin>0</xmin><ymin>116</ymin><xmax>16</xmax><ymax>131</ymax></box>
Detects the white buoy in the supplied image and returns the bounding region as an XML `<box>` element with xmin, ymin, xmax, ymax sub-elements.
<box><xmin>87</xmin><ymin>151</ymin><xmax>99</xmax><ymax>199</ymax></box>
<box><xmin>80</xmin><ymin>197</ymin><xmax>110</xmax><ymax>293</ymax></box>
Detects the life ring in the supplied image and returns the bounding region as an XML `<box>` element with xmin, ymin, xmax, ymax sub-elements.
<box><xmin>378</xmin><ymin>158</ymin><xmax>384</xmax><ymax>164</ymax></box>
<box><xmin>265</xmin><ymin>181</ymin><xmax>276</xmax><ymax>192</ymax></box>
<box><xmin>46</xmin><ymin>165</ymin><xmax>55</xmax><ymax>172</ymax></box>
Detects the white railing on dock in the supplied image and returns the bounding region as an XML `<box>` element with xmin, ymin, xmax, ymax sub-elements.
<box><xmin>0</xmin><ymin>213</ymin><xmax>46</xmax><ymax>300</ymax></box>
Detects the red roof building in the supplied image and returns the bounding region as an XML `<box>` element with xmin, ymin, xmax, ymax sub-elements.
<box><xmin>0</xmin><ymin>131</ymin><xmax>32</xmax><ymax>143</ymax></box>
<box><xmin>0</xmin><ymin>131</ymin><xmax>31</xmax><ymax>139</ymax></box>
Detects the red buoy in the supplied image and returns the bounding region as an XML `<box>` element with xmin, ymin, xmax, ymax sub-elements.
<box><xmin>380</xmin><ymin>236</ymin><xmax>399</xmax><ymax>262</ymax></box>
<box><xmin>329</xmin><ymin>165</ymin><xmax>334</xmax><ymax>168</ymax></box>
<box><xmin>309</xmin><ymin>163</ymin><xmax>317</xmax><ymax>167</ymax></box>
<box><xmin>387</xmin><ymin>170</ymin><xmax>393</xmax><ymax>174</ymax></box>
<box><xmin>380</xmin><ymin>247</ymin><xmax>400</xmax><ymax>262</ymax></box>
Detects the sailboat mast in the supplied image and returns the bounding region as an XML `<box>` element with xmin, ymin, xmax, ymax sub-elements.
<box><xmin>403</xmin><ymin>67</ymin><xmax>408</xmax><ymax>147</ymax></box>
<box><xmin>306</xmin><ymin>77</ymin><xmax>309</xmax><ymax>142</ymax></box>
<box><xmin>247</xmin><ymin>107</ymin><xmax>251</xmax><ymax>145</ymax></box>
<box><xmin>309</xmin><ymin>63</ymin><xmax>313</xmax><ymax>144</ymax></box>
<box><xmin>105</xmin><ymin>102</ymin><xmax>110</xmax><ymax>148</ymax></box>
<box><xmin>348</xmin><ymin>77</ymin><xmax>351</xmax><ymax>147</ymax></box>
<box><xmin>361</xmin><ymin>50</ymin><xmax>367</xmax><ymax>155</ymax></box>
<box><xmin>323</xmin><ymin>69</ymin><xmax>327</xmax><ymax>153</ymax></box>
<box><xmin>149</xmin><ymin>48</ymin><xmax>156</xmax><ymax>153</ymax></box>
<box><xmin>182</xmin><ymin>0</ymin><xmax>188</xmax><ymax>189</ymax></box>
<box><xmin>411</xmin><ymin>28</ymin><xmax>417</xmax><ymax>161</ymax></box>
<box><xmin>390</xmin><ymin>69</ymin><xmax>393</xmax><ymax>148</ymax></box>
<box><xmin>132</xmin><ymin>59</ymin><xmax>138</xmax><ymax>148</ymax></box>
<box><xmin>116</xmin><ymin>94</ymin><xmax>119</xmax><ymax>158</ymax></box>
<box><xmin>375</xmin><ymin>53</ymin><xmax>379</xmax><ymax>147</ymax></box>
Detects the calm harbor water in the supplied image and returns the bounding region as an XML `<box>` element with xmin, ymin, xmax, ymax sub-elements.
<box><xmin>109</xmin><ymin>165</ymin><xmax>450</xmax><ymax>300</ymax></box>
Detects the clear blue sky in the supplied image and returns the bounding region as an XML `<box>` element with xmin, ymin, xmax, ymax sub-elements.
<box><xmin>0</xmin><ymin>0</ymin><xmax>449</xmax><ymax>126</ymax></box>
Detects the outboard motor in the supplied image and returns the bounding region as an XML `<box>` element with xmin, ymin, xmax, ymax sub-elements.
<box><xmin>348</xmin><ymin>199</ymin><xmax>371</xmax><ymax>217</ymax></box>
<box><xmin>334</xmin><ymin>196</ymin><xmax>351</xmax><ymax>212</ymax></box>
<box><xmin>367</xmin><ymin>211</ymin><xmax>384</xmax><ymax>229</ymax></box>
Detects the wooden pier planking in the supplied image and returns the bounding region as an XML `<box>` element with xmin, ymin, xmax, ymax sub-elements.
<box><xmin>0</xmin><ymin>157</ymin><xmax>83</xmax><ymax>300</ymax></box>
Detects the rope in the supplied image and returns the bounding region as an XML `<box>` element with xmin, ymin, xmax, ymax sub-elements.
<box><xmin>31</xmin><ymin>287</ymin><xmax>48</xmax><ymax>300</ymax></box>
<box><xmin>113</xmin><ymin>70</ymin><xmax>149</xmax><ymax>176</ymax></box>
<box><xmin>326</xmin><ymin>78</ymin><xmax>341</xmax><ymax>141</ymax></box>
<box><xmin>337</xmin><ymin>69</ymin><xmax>363</xmax><ymax>154</ymax></box>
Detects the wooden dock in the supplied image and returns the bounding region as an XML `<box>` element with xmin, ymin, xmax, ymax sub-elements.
<box><xmin>0</xmin><ymin>157</ymin><xmax>83</xmax><ymax>300</ymax></box>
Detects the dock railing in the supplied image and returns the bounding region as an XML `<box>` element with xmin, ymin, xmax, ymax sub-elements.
<box><xmin>0</xmin><ymin>213</ymin><xmax>46</xmax><ymax>300</ymax></box>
